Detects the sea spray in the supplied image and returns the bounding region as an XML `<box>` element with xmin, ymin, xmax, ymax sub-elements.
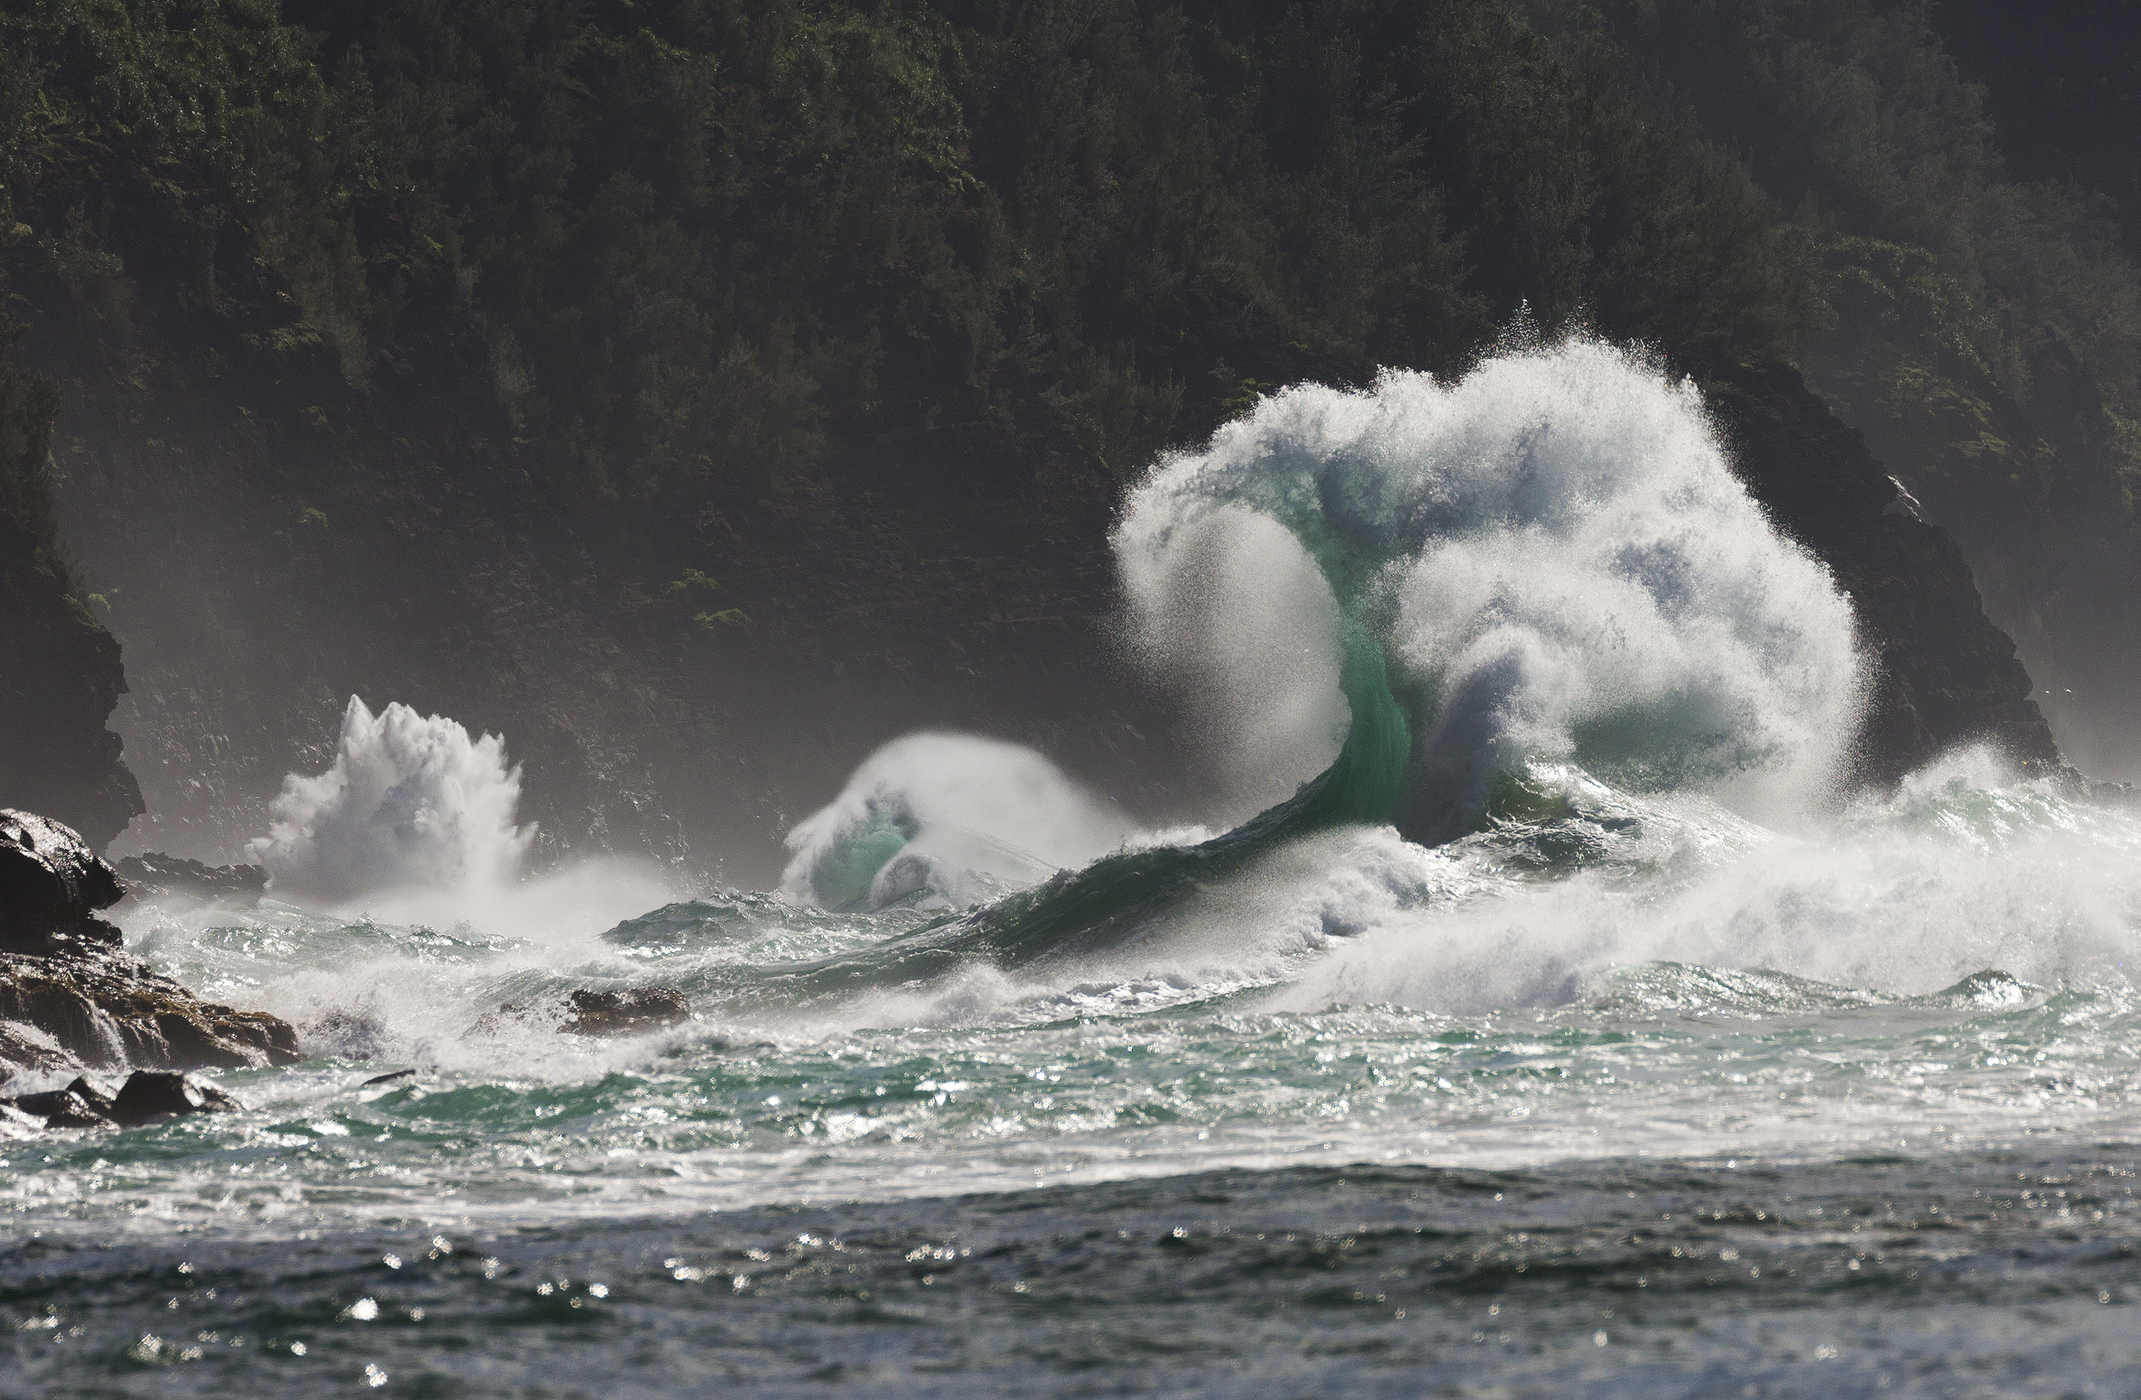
<box><xmin>247</xmin><ymin>697</ymin><xmax>535</xmax><ymax>903</ymax></box>
<box><xmin>751</xmin><ymin>339</ymin><xmax>1873</xmax><ymax>985</ymax></box>
<box><xmin>250</xmin><ymin>697</ymin><xmax>534</xmax><ymax>903</ymax></box>
<box><xmin>1115</xmin><ymin>336</ymin><xmax>1867</xmax><ymax>838</ymax></box>
<box><xmin>1115</xmin><ymin>504</ymin><xmax>1347</xmax><ymax>817</ymax></box>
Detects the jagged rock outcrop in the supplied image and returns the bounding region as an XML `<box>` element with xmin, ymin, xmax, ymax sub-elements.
<box><xmin>0</xmin><ymin>342</ymin><xmax>142</xmax><ymax>850</ymax></box>
<box><xmin>0</xmin><ymin>810</ymin><xmax>302</xmax><ymax>1087</ymax></box>
<box><xmin>1696</xmin><ymin>359</ymin><xmax>2066</xmax><ymax>785</ymax></box>
<box><xmin>0</xmin><ymin>808</ymin><xmax>124</xmax><ymax>956</ymax></box>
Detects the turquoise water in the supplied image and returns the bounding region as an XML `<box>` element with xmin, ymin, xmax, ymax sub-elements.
<box><xmin>9</xmin><ymin>768</ymin><xmax>2141</xmax><ymax>1395</ymax></box>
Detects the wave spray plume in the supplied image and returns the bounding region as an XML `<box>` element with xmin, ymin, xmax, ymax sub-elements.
<box><xmin>249</xmin><ymin>696</ymin><xmax>534</xmax><ymax>905</ymax></box>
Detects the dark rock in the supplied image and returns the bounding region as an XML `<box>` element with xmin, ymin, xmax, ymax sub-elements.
<box><xmin>0</xmin><ymin>918</ymin><xmax>125</xmax><ymax>960</ymax></box>
<box><xmin>111</xmin><ymin>854</ymin><xmax>267</xmax><ymax>909</ymax></box>
<box><xmin>110</xmin><ymin>1070</ymin><xmax>242</xmax><ymax>1127</ymax></box>
<box><xmin>362</xmin><ymin>1068</ymin><xmax>417</xmax><ymax>1086</ymax></box>
<box><xmin>0</xmin><ymin>951</ymin><xmax>303</xmax><ymax>1078</ymax></box>
<box><xmin>1693</xmin><ymin>359</ymin><xmax>2070</xmax><ymax>786</ymax></box>
<box><xmin>0</xmin><ymin>810</ymin><xmax>124</xmax><ymax>941</ymax></box>
<box><xmin>0</xmin><ymin>1101</ymin><xmax>42</xmax><ymax>1136</ymax></box>
<box><xmin>562</xmin><ymin>985</ymin><xmax>693</xmax><ymax>1037</ymax></box>
<box><xmin>63</xmin><ymin>1072</ymin><xmax>116</xmax><ymax>1116</ymax></box>
<box><xmin>11</xmin><ymin>1085</ymin><xmax>113</xmax><ymax>1128</ymax></box>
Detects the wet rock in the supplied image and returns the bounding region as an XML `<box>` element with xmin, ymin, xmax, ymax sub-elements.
<box><xmin>1694</xmin><ymin>359</ymin><xmax>2070</xmax><ymax>785</ymax></box>
<box><xmin>111</xmin><ymin>853</ymin><xmax>267</xmax><ymax>910</ymax></box>
<box><xmin>0</xmin><ymin>951</ymin><xmax>303</xmax><ymax>1077</ymax></box>
<box><xmin>0</xmin><ymin>810</ymin><xmax>124</xmax><ymax>951</ymax></box>
<box><xmin>362</xmin><ymin>1068</ymin><xmax>417</xmax><ymax>1087</ymax></box>
<box><xmin>110</xmin><ymin>1070</ymin><xmax>242</xmax><ymax>1127</ymax></box>
<box><xmin>0</xmin><ymin>809</ymin><xmax>303</xmax><ymax>1084</ymax></box>
<box><xmin>10</xmin><ymin>1082</ymin><xmax>114</xmax><ymax>1128</ymax></box>
<box><xmin>562</xmin><ymin>986</ymin><xmax>692</xmax><ymax>1037</ymax></box>
<box><xmin>0</xmin><ymin>1101</ymin><xmax>42</xmax><ymax>1136</ymax></box>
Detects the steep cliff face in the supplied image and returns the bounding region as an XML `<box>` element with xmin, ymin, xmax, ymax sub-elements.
<box><xmin>1696</xmin><ymin>359</ymin><xmax>2063</xmax><ymax>786</ymax></box>
<box><xmin>1799</xmin><ymin>317</ymin><xmax>2141</xmax><ymax>781</ymax></box>
<box><xmin>0</xmin><ymin>343</ymin><xmax>142</xmax><ymax>850</ymax></box>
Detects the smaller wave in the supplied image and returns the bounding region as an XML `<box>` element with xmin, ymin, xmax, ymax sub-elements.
<box><xmin>780</xmin><ymin>732</ymin><xmax>1135</xmax><ymax>910</ymax></box>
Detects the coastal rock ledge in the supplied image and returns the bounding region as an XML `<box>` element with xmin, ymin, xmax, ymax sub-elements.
<box><xmin>0</xmin><ymin>809</ymin><xmax>301</xmax><ymax>1103</ymax></box>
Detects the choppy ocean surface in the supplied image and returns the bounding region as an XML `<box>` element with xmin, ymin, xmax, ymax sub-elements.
<box><xmin>11</xmin><ymin>342</ymin><xmax>2140</xmax><ymax>1395</ymax></box>
<box><xmin>10</xmin><ymin>761</ymin><xmax>2141</xmax><ymax>1397</ymax></box>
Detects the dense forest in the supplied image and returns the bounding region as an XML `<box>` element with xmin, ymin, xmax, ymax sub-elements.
<box><xmin>2</xmin><ymin>0</ymin><xmax>2137</xmax><ymax>873</ymax></box>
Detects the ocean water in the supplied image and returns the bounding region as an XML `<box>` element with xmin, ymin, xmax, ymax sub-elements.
<box><xmin>8</xmin><ymin>341</ymin><xmax>2140</xmax><ymax>1396</ymax></box>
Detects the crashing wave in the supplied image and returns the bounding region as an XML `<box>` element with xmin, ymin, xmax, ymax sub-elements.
<box><xmin>1115</xmin><ymin>333</ymin><xmax>1865</xmax><ymax>843</ymax></box>
<box><xmin>249</xmin><ymin>697</ymin><xmax>535</xmax><ymax>904</ymax></box>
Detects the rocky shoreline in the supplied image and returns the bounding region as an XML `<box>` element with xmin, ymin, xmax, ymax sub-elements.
<box><xmin>0</xmin><ymin>809</ymin><xmax>299</xmax><ymax>1130</ymax></box>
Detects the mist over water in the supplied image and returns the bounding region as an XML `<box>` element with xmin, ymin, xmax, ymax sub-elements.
<box><xmin>14</xmin><ymin>341</ymin><xmax>2141</xmax><ymax>1395</ymax></box>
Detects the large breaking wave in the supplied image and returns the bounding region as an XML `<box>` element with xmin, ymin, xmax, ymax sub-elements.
<box><xmin>789</xmin><ymin>337</ymin><xmax>1866</xmax><ymax>935</ymax></box>
<box><xmin>1117</xmin><ymin>335</ymin><xmax>1864</xmax><ymax>840</ymax></box>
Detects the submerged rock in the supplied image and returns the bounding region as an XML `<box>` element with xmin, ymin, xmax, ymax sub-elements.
<box><xmin>474</xmin><ymin>984</ymin><xmax>694</xmax><ymax>1039</ymax></box>
<box><xmin>2</xmin><ymin>1069</ymin><xmax>240</xmax><ymax>1131</ymax></box>
<box><xmin>562</xmin><ymin>985</ymin><xmax>692</xmax><ymax>1037</ymax></box>
<box><xmin>13</xmin><ymin>1076</ymin><xmax>116</xmax><ymax>1128</ymax></box>
<box><xmin>111</xmin><ymin>853</ymin><xmax>267</xmax><ymax>910</ymax></box>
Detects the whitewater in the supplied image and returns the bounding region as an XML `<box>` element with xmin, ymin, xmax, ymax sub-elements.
<box><xmin>11</xmin><ymin>340</ymin><xmax>2141</xmax><ymax>1398</ymax></box>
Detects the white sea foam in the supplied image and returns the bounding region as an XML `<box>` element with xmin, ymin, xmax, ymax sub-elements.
<box><xmin>251</xmin><ymin>697</ymin><xmax>534</xmax><ymax>903</ymax></box>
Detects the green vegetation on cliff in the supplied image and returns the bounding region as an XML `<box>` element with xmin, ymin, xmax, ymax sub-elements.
<box><xmin>9</xmin><ymin>3</ymin><xmax>2132</xmax><ymax>522</ymax></box>
<box><xmin>2</xmin><ymin>0</ymin><xmax>1813</xmax><ymax>512</ymax></box>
